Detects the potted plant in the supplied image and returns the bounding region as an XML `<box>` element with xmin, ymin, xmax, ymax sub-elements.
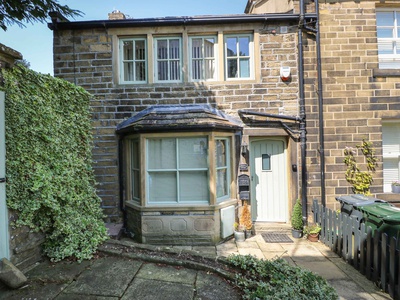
<box><xmin>304</xmin><ymin>224</ymin><xmax>321</xmax><ymax>242</ymax></box>
<box><xmin>291</xmin><ymin>199</ymin><xmax>303</xmax><ymax>238</ymax></box>
<box><xmin>240</xmin><ymin>202</ymin><xmax>253</xmax><ymax>239</ymax></box>
<box><xmin>233</xmin><ymin>222</ymin><xmax>245</xmax><ymax>242</ymax></box>
<box><xmin>392</xmin><ymin>181</ymin><xmax>400</xmax><ymax>193</ymax></box>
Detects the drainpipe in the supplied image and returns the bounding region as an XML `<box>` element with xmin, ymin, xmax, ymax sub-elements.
<box><xmin>315</xmin><ymin>0</ymin><xmax>326</xmax><ymax>207</ymax></box>
<box><xmin>298</xmin><ymin>0</ymin><xmax>308</xmax><ymax>225</ymax></box>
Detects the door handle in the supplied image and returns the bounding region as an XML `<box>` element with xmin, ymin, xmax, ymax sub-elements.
<box><xmin>0</xmin><ymin>178</ymin><xmax>5</xmax><ymax>183</ymax></box>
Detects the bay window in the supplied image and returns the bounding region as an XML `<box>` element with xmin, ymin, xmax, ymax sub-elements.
<box><xmin>125</xmin><ymin>133</ymin><xmax>235</xmax><ymax>207</ymax></box>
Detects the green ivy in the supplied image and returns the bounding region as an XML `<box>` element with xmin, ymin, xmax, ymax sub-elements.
<box><xmin>2</xmin><ymin>65</ymin><xmax>107</xmax><ymax>261</ymax></box>
<box><xmin>228</xmin><ymin>255</ymin><xmax>338</xmax><ymax>300</ymax></box>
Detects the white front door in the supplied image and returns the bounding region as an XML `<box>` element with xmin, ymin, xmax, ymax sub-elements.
<box><xmin>0</xmin><ymin>91</ymin><xmax>10</xmax><ymax>260</ymax></box>
<box><xmin>250</xmin><ymin>138</ymin><xmax>288</xmax><ymax>222</ymax></box>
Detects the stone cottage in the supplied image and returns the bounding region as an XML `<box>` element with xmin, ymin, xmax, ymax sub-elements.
<box><xmin>48</xmin><ymin>0</ymin><xmax>400</xmax><ymax>244</ymax></box>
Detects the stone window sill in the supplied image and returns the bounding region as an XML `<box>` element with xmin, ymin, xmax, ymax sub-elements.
<box><xmin>373</xmin><ymin>69</ymin><xmax>400</xmax><ymax>77</ymax></box>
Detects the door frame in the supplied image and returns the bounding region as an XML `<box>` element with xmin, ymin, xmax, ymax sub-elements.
<box><xmin>249</xmin><ymin>137</ymin><xmax>289</xmax><ymax>223</ymax></box>
<box><xmin>0</xmin><ymin>91</ymin><xmax>10</xmax><ymax>259</ymax></box>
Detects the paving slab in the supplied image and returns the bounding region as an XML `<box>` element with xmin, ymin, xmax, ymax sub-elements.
<box><xmin>136</xmin><ymin>262</ymin><xmax>197</xmax><ymax>285</ymax></box>
<box><xmin>328</xmin><ymin>279</ymin><xmax>376</xmax><ymax>300</ymax></box>
<box><xmin>237</xmin><ymin>247</ymin><xmax>265</xmax><ymax>259</ymax></box>
<box><xmin>121</xmin><ymin>278</ymin><xmax>194</xmax><ymax>300</ymax></box>
<box><xmin>0</xmin><ymin>282</ymin><xmax>67</xmax><ymax>300</ymax></box>
<box><xmin>27</xmin><ymin>259</ymin><xmax>93</xmax><ymax>283</ymax></box>
<box><xmin>195</xmin><ymin>270</ymin><xmax>241</xmax><ymax>300</ymax></box>
<box><xmin>62</xmin><ymin>256</ymin><xmax>141</xmax><ymax>297</ymax></box>
<box><xmin>295</xmin><ymin>260</ymin><xmax>348</xmax><ymax>281</ymax></box>
<box><xmin>280</xmin><ymin>243</ymin><xmax>327</xmax><ymax>262</ymax></box>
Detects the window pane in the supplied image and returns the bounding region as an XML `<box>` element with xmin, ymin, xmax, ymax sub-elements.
<box><xmin>216</xmin><ymin>140</ymin><xmax>226</xmax><ymax>167</ymax></box>
<box><xmin>192</xmin><ymin>60</ymin><xmax>201</xmax><ymax>80</ymax></box>
<box><xmin>227</xmin><ymin>59</ymin><xmax>238</xmax><ymax>78</ymax></box>
<box><xmin>262</xmin><ymin>154</ymin><xmax>271</xmax><ymax>170</ymax></box>
<box><xmin>132</xmin><ymin>170</ymin><xmax>140</xmax><ymax>199</ymax></box>
<box><xmin>123</xmin><ymin>62</ymin><xmax>134</xmax><ymax>81</ymax></box>
<box><xmin>169</xmin><ymin>39</ymin><xmax>180</xmax><ymax>59</ymax></box>
<box><xmin>132</xmin><ymin>141</ymin><xmax>139</xmax><ymax>168</ymax></box>
<box><xmin>378</xmin><ymin>40</ymin><xmax>394</xmax><ymax>55</ymax></box>
<box><xmin>204</xmin><ymin>59</ymin><xmax>215</xmax><ymax>80</ymax></box>
<box><xmin>148</xmin><ymin>138</ymin><xmax>176</xmax><ymax>169</ymax></box>
<box><xmin>148</xmin><ymin>172</ymin><xmax>177</xmax><ymax>202</ymax></box>
<box><xmin>135</xmin><ymin>61</ymin><xmax>146</xmax><ymax>81</ymax></box>
<box><xmin>180</xmin><ymin>171</ymin><xmax>208</xmax><ymax>201</ymax></box>
<box><xmin>377</xmin><ymin>12</ymin><xmax>394</xmax><ymax>27</ymax></box>
<box><xmin>239</xmin><ymin>37</ymin><xmax>250</xmax><ymax>56</ymax></box>
<box><xmin>192</xmin><ymin>38</ymin><xmax>202</xmax><ymax>58</ymax></box>
<box><xmin>157</xmin><ymin>40</ymin><xmax>168</xmax><ymax>59</ymax></box>
<box><xmin>135</xmin><ymin>40</ymin><xmax>146</xmax><ymax>60</ymax></box>
<box><xmin>226</xmin><ymin>37</ymin><xmax>237</xmax><ymax>56</ymax></box>
<box><xmin>217</xmin><ymin>169</ymin><xmax>228</xmax><ymax>198</ymax></box>
<box><xmin>179</xmin><ymin>137</ymin><xmax>208</xmax><ymax>169</ymax></box>
<box><xmin>204</xmin><ymin>38</ymin><xmax>215</xmax><ymax>58</ymax></box>
<box><xmin>158</xmin><ymin>61</ymin><xmax>168</xmax><ymax>80</ymax></box>
<box><xmin>169</xmin><ymin>60</ymin><xmax>180</xmax><ymax>80</ymax></box>
<box><xmin>123</xmin><ymin>41</ymin><xmax>133</xmax><ymax>60</ymax></box>
<box><xmin>378</xmin><ymin>28</ymin><xmax>394</xmax><ymax>39</ymax></box>
<box><xmin>239</xmin><ymin>58</ymin><xmax>250</xmax><ymax>78</ymax></box>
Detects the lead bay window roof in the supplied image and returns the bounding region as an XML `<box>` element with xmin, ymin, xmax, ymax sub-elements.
<box><xmin>116</xmin><ymin>104</ymin><xmax>242</xmax><ymax>134</ymax></box>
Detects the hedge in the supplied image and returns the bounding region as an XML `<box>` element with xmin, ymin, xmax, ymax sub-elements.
<box><xmin>2</xmin><ymin>65</ymin><xmax>107</xmax><ymax>261</ymax></box>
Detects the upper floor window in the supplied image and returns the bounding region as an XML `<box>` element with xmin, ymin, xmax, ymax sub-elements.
<box><xmin>118</xmin><ymin>32</ymin><xmax>254</xmax><ymax>84</ymax></box>
<box><xmin>189</xmin><ymin>36</ymin><xmax>217</xmax><ymax>81</ymax></box>
<box><xmin>225</xmin><ymin>34</ymin><xmax>253</xmax><ymax>79</ymax></box>
<box><xmin>154</xmin><ymin>37</ymin><xmax>182</xmax><ymax>82</ymax></box>
<box><xmin>120</xmin><ymin>38</ymin><xmax>147</xmax><ymax>84</ymax></box>
<box><xmin>376</xmin><ymin>9</ymin><xmax>400</xmax><ymax>68</ymax></box>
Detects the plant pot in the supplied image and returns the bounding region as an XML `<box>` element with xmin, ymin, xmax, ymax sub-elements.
<box><xmin>234</xmin><ymin>231</ymin><xmax>245</xmax><ymax>242</ymax></box>
<box><xmin>244</xmin><ymin>229</ymin><xmax>253</xmax><ymax>239</ymax></box>
<box><xmin>291</xmin><ymin>229</ymin><xmax>303</xmax><ymax>239</ymax></box>
<box><xmin>392</xmin><ymin>185</ymin><xmax>400</xmax><ymax>193</ymax></box>
<box><xmin>307</xmin><ymin>233</ymin><xmax>319</xmax><ymax>242</ymax></box>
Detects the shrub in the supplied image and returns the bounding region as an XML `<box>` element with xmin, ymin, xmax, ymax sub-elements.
<box><xmin>291</xmin><ymin>199</ymin><xmax>303</xmax><ymax>230</ymax></box>
<box><xmin>343</xmin><ymin>139</ymin><xmax>377</xmax><ymax>195</ymax></box>
<box><xmin>228</xmin><ymin>254</ymin><xmax>338</xmax><ymax>300</ymax></box>
<box><xmin>2</xmin><ymin>65</ymin><xmax>107</xmax><ymax>261</ymax></box>
<box><xmin>240</xmin><ymin>202</ymin><xmax>253</xmax><ymax>230</ymax></box>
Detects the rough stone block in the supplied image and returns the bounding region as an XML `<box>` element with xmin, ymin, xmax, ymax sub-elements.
<box><xmin>0</xmin><ymin>258</ymin><xmax>27</xmax><ymax>289</ymax></box>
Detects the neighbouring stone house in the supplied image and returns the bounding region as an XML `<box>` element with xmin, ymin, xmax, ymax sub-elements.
<box><xmin>48</xmin><ymin>0</ymin><xmax>400</xmax><ymax>245</ymax></box>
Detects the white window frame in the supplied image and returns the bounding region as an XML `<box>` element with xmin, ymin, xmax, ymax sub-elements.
<box><xmin>224</xmin><ymin>34</ymin><xmax>254</xmax><ymax>80</ymax></box>
<box><xmin>154</xmin><ymin>37</ymin><xmax>183</xmax><ymax>83</ymax></box>
<box><xmin>189</xmin><ymin>36</ymin><xmax>218</xmax><ymax>82</ymax></box>
<box><xmin>119</xmin><ymin>38</ymin><xmax>147</xmax><ymax>84</ymax></box>
<box><xmin>216</xmin><ymin>138</ymin><xmax>231</xmax><ymax>202</ymax></box>
<box><xmin>376</xmin><ymin>8</ymin><xmax>400</xmax><ymax>68</ymax></box>
<box><xmin>382</xmin><ymin>121</ymin><xmax>400</xmax><ymax>192</ymax></box>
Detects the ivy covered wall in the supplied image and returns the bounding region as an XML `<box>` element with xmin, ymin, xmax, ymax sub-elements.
<box><xmin>2</xmin><ymin>65</ymin><xmax>107</xmax><ymax>263</ymax></box>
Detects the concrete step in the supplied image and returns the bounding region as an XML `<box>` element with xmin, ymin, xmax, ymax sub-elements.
<box><xmin>253</xmin><ymin>222</ymin><xmax>292</xmax><ymax>234</ymax></box>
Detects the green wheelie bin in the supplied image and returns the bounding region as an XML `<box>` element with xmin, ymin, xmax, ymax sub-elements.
<box><xmin>335</xmin><ymin>194</ymin><xmax>387</xmax><ymax>222</ymax></box>
<box><xmin>357</xmin><ymin>202</ymin><xmax>400</xmax><ymax>240</ymax></box>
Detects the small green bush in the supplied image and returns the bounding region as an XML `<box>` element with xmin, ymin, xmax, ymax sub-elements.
<box><xmin>228</xmin><ymin>254</ymin><xmax>338</xmax><ymax>300</ymax></box>
<box><xmin>2</xmin><ymin>65</ymin><xmax>107</xmax><ymax>261</ymax></box>
<box><xmin>291</xmin><ymin>199</ymin><xmax>303</xmax><ymax>230</ymax></box>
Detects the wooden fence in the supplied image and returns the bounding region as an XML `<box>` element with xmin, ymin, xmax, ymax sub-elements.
<box><xmin>313</xmin><ymin>200</ymin><xmax>400</xmax><ymax>300</ymax></box>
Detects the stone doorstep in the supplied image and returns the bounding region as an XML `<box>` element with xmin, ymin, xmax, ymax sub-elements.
<box><xmin>106</xmin><ymin>223</ymin><xmax>123</xmax><ymax>240</ymax></box>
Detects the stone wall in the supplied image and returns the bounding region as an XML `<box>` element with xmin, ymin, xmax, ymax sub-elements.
<box><xmin>0</xmin><ymin>44</ymin><xmax>45</xmax><ymax>270</ymax></box>
<box><xmin>52</xmin><ymin>21</ymin><xmax>301</xmax><ymax>222</ymax></box>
